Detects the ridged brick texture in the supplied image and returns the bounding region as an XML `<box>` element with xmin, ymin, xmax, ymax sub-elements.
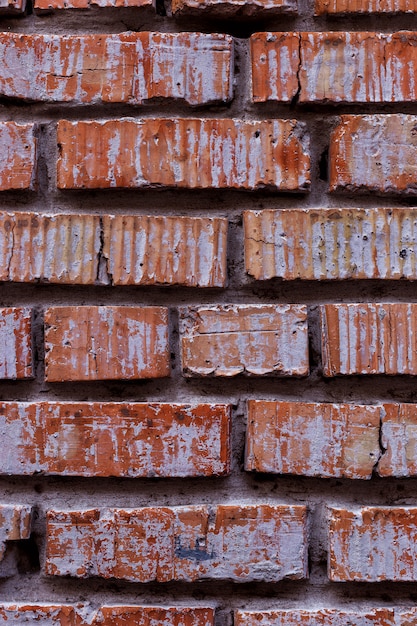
<box><xmin>0</xmin><ymin>33</ymin><xmax>233</xmax><ymax>106</ymax></box>
<box><xmin>0</xmin><ymin>308</ymin><xmax>32</xmax><ymax>379</ymax></box>
<box><xmin>45</xmin><ymin>505</ymin><xmax>308</xmax><ymax>582</ymax></box>
<box><xmin>321</xmin><ymin>303</ymin><xmax>417</xmax><ymax>376</ymax></box>
<box><xmin>35</xmin><ymin>0</ymin><xmax>152</xmax><ymax>10</ymax></box>
<box><xmin>0</xmin><ymin>123</ymin><xmax>36</xmax><ymax>191</ymax></box>
<box><xmin>235</xmin><ymin>609</ymin><xmax>404</xmax><ymax>626</ymax></box>
<box><xmin>315</xmin><ymin>0</ymin><xmax>417</xmax><ymax>13</ymax></box>
<box><xmin>330</xmin><ymin>115</ymin><xmax>417</xmax><ymax>194</ymax></box>
<box><xmin>245</xmin><ymin>401</ymin><xmax>381</xmax><ymax>478</ymax></box>
<box><xmin>0</xmin><ymin>212</ymin><xmax>227</xmax><ymax>286</ymax></box>
<box><xmin>329</xmin><ymin>507</ymin><xmax>417</xmax><ymax>581</ymax></box>
<box><xmin>56</xmin><ymin>119</ymin><xmax>310</xmax><ymax>191</ymax></box>
<box><xmin>251</xmin><ymin>32</ymin><xmax>417</xmax><ymax>103</ymax></box>
<box><xmin>180</xmin><ymin>304</ymin><xmax>309</xmax><ymax>376</ymax></box>
<box><xmin>244</xmin><ymin>208</ymin><xmax>417</xmax><ymax>280</ymax></box>
<box><xmin>171</xmin><ymin>0</ymin><xmax>297</xmax><ymax>16</ymax></box>
<box><xmin>0</xmin><ymin>505</ymin><xmax>32</xmax><ymax>560</ymax></box>
<box><xmin>379</xmin><ymin>403</ymin><xmax>417</xmax><ymax>477</ymax></box>
<box><xmin>0</xmin><ymin>402</ymin><xmax>231</xmax><ymax>477</ymax></box>
<box><xmin>0</xmin><ymin>605</ymin><xmax>215</xmax><ymax>626</ymax></box>
<box><xmin>44</xmin><ymin>306</ymin><xmax>169</xmax><ymax>381</ymax></box>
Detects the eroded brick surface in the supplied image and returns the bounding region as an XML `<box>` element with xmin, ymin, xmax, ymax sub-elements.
<box><xmin>244</xmin><ymin>208</ymin><xmax>417</xmax><ymax>280</ymax></box>
<box><xmin>56</xmin><ymin>118</ymin><xmax>310</xmax><ymax>191</ymax></box>
<box><xmin>0</xmin><ymin>505</ymin><xmax>32</xmax><ymax>560</ymax></box>
<box><xmin>330</xmin><ymin>115</ymin><xmax>417</xmax><ymax>194</ymax></box>
<box><xmin>35</xmin><ymin>0</ymin><xmax>152</xmax><ymax>10</ymax></box>
<box><xmin>321</xmin><ymin>303</ymin><xmax>417</xmax><ymax>376</ymax></box>
<box><xmin>0</xmin><ymin>402</ymin><xmax>230</xmax><ymax>477</ymax></box>
<box><xmin>172</xmin><ymin>0</ymin><xmax>297</xmax><ymax>16</ymax></box>
<box><xmin>0</xmin><ymin>308</ymin><xmax>32</xmax><ymax>379</ymax></box>
<box><xmin>44</xmin><ymin>306</ymin><xmax>169</xmax><ymax>381</ymax></box>
<box><xmin>329</xmin><ymin>507</ymin><xmax>417</xmax><ymax>581</ymax></box>
<box><xmin>315</xmin><ymin>0</ymin><xmax>417</xmax><ymax>13</ymax></box>
<box><xmin>0</xmin><ymin>123</ymin><xmax>36</xmax><ymax>192</ymax></box>
<box><xmin>379</xmin><ymin>404</ymin><xmax>417</xmax><ymax>477</ymax></box>
<box><xmin>180</xmin><ymin>304</ymin><xmax>309</xmax><ymax>377</ymax></box>
<box><xmin>0</xmin><ymin>0</ymin><xmax>25</xmax><ymax>13</ymax></box>
<box><xmin>245</xmin><ymin>401</ymin><xmax>381</xmax><ymax>478</ymax></box>
<box><xmin>0</xmin><ymin>33</ymin><xmax>232</xmax><ymax>106</ymax></box>
<box><xmin>235</xmin><ymin>609</ymin><xmax>397</xmax><ymax>626</ymax></box>
<box><xmin>45</xmin><ymin>505</ymin><xmax>308</xmax><ymax>582</ymax></box>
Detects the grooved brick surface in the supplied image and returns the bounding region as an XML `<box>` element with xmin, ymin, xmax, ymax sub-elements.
<box><xmin>0</xmin><ymin>33</ymin><xmax>233</xmax><ymax>106</ymax></box>
<box><xmin>235</xmin><ymin>609</ymin><xmax>398</xmax><ymax>626</ymax></box>
<box><xmin>44</xmin><ymin>306</ymin><xmax>170</xmax><ymax>381</ymax></box>
<box><xmin>379</xmin><ymin>403</ymin><xmax>417</xmax><ymax>477</ymax></box>
<box><xmin>56</xmin><ymin>118</ymin><xmax>310</xmax><ymax>191</ymax></box>
<box><xmin>251</xmin><ymin>32</ymin><xmax>417</xmax><ymax>103</ymax></box>
<box><xmin>180</xmin><ymin>304</ymin><xmax>309</xmax><ymax>377</ymax></box>
<box><xmin>321</xmin><ymin>303</ymin><xmax>417</xmax><ymax>376</ymax></box>
<box><xmin>330</xmin><ymin>115</ymin><xmax>417</xmax><ymax>194</ymax></box>
<box><xmin>0</xmin><ymin>123</ymin><xmax>36</xmax><ymax>192</ymax></box>
<box><xmin>0</xmin><ymin>402</ymin><xmax>230</xmax><ymax>477</ymax></box>
<box><xmin>315</xmin><ymin>0</ymin><xmax>417</xmax><ymax>13</ymax></box>
<box><xmin>0</xmin><ymin>308</ymin><xmax>32</xmax><ymax>379</ymax></box>
<box><xmin>244</xmin><ymin>208</ymin><xmax>417</xmax><ymax>281</ymax></box>
<box><xmin>46</xmin><ymin>505</ymin><xmax>308</xmax><ymax>582</ymax></box>
<box><xmin>329</xmin><ymin>507</ymin><xmax>417</xmax><ymax>581</ymax></box>
<box><xmin>245</xmin><ymin>401</ymin><xmax>381</xmax><ymax>478</ymax></box>
<box><xmin>172</xmin><ymin>0</ymin><xmax>297</xmax><ymax>15</ymax></box>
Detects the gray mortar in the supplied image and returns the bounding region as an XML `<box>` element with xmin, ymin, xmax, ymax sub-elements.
<box><xmin>1</xmin><ymin>0</ymin><xmax>417</xmax><ymax>617</ymax></box>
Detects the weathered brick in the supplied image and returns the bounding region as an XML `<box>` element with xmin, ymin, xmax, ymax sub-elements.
<box><xmin>35</xmin><ymin>0</ymin><xmax>151</xmax><ymax>10</ymax></box>
<box><xmin>235</xmin><ymin>609</ymin><xmax>396</xmax><ymax>626</ymax></box>
<box><xmin>329</xmin><ymin>506</ymin><xmax>417</xmax><ymax>581</ymax></box>
<box><xmin>0</xmin><ymin>505</ymin><xmax>32</xmax><ymax>561</ymax></box>
<box><xmin>0</xmin><ymin>308</ymin><xmax>32</xmax><ymax>379</ymax></box>
<box><xmin>245</xmin><ymin>401</ymin><xmax>381</xmax><ymax>479</ymax></box>
<box><xmin>45</xmin><ymin>504</ymin><xmax>308</xmax><ymax>582</ymax></box>
<box><xmin>251</xmin><ymin>32</ymin><xmax>417</xmax><ymax>104</ymax></box>
<box><xmin>172</xmin><ymin>0</ymin><xmax>296</xmax><ymax>16</ymax></box>
<box><xmin>0</xmin><ymin>33</ymin><xmax>232</xmax><ymax>106</ymax></box>
<box><xmin>0</xmin><ymin>402</ymin><xmax>230</xmax><ymax>477</ymax></box>
<box><xmin>0</xmin><ymin>0</ymin><xmax>25</xmax><ymax>13</ymax></box>
<box><xmin>102</xmin><ymin>215</ymin><xmax>228</xmax><ymax>287</ymax></box>
<box><xmin>0</xmin><ymin>123</ymin><xmax>36</xmax><ymax>192</ymax></box>
<box><xmin>315</xmin><ymin>0</ymin><xmax>417</xmax><ymax>13</ymax></box>
<box><xmin>378</xmin><ymin>403</ymin><xmax>417</xmax><ymax>477</ymax></box>
<box><xmin>244</xmin><ymin>208</ymin><xmax>417</xmax><ymax>281</ymax></box>
<box><xmin>44</xmin><ymin>306</ymin><xmax>169</xmax><ymax>381</ymax></box>
<box><xmin>180</xmin><ymin>304</ymin><xmax>309</xmax><ymax>377</ymax></box>
<box><xmin>321</xmin><ymin>303</ymin><xmax>417</xmax><ymax>376</ymax></box>
<box><xmin>330</xmin><ymin>115</ymin><xmax>417</xmax><ymax>195</ymax></box>
<box><xmin>0</xmin><ymin>605</ymin><xmax>80</xmax><ymax>625</ymax></box>
<box><xmin>56</xmin><ymin>118</ymin><xmax>310</xmax><ymax>191</ymax></box>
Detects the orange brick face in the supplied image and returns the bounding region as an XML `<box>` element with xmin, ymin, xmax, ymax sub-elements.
<box><xmin>0</xmin><ymin>308</ymin><xmax>32</xmax><ymax>379</ymax></box>
<box><xmin>321</xmin><ymin>303</ymin><xmax>417</xmax><ymax>376</ymax></box>
<box><xmin>0</xmin><ymin>33</ymin><xmax>232</xmax><ymax>106</ymax></box>
<box><xmin>378</xmin><ymin>404</ymin><xmax>417</xmax><ymax>477</ymax></box>
<box><xmin>244</xmin><ymin>208</ymin><xmax>417</xmax><ymax>280</ymax></box>
<box><xmin>56</xmin><ymin>119</ymin><xmax>310</xmax><ymax>191</ymax></box>
<box><xmin>0</xmin><ymin>123</ymin><xmax>36</xmax><ymax>191</ymax></box>
<box><xmin>235</xmin><ymin>609</ymin><xmax>397</xmax><ymax>626</ymax></box>
<box><xmin>315</xmin><ymin>0</ymin><xmax>417</xmax><ymax>13</ymax></box>
<box><xmin>329</xmin><ymin>507</ymin><xmax>417</xmax><ymax>581</ymax></box>
<box><xmin>180</xmin><ymin>304</ymin><xmax>309</xmax><ymax>377</ymax></box>
<box><xmin>44</xmin><ymin>306</ymin><xmax>169</xmax><ymax>381</ymax></box>
<box><xmin>45</xmin><ymin>505</ymin><xmax>308</xmax><ymax>582</ymax></box>
<box><xmin>0</xmin><ymin>402</ymin><xmax>230</xmax><ymax>477</ymax></box>
<box><xmin>245</xmin><ymin>401</ymin><xmax>381</xmax><ymax>478</ymax></box>
<box><xmin>330</xmin><ymin>115</ymin><xmax>417</xmax><ymax>194</ymax></box>
<box><xmin>34</xmin><ymin>0</ymin><xmax>151</xmax><ymax>9</ymax></box>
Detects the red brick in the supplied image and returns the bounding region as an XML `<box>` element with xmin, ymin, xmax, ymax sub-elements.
<box><xmin>321</xmin><ymin>303</ymin><xmax>417</xmax><ymax>376</ymax></box>
<box><xmin>245</xmin><ymin>401</ymin><xmax>381</xmax><ymax>478</ymax></box>
<box><xmin>0</xmin><ymin>123</ymin><xmax>36</xmax><ymax>192</ymax></box>
<box><xmin>44</xmin><ymin>306</ymin><xmax>169</xmax><ymax>381</ymax></box>
<box><xmin>0</xmin><ymin>402</ymin><xmax>230</xmax><ymax>477</ymax></box>
<box><xmin>172</xmin><ymin>0</ymin><xmax>296</xmax><ymax>16</ymax></box>
<box><xmin>180</xmin><ymin>304</ymin><xmax>309</xmax><ymax>377</ymax></box>
<box><xmin>244</xmin><ymin>208</ymin><xmax>417</xmax><ymax>281</ymax></box>
<box><xmin>0</xmin><ymin>0</ymin><xmax>25</xmax><ymax>13</ymax></box>
<box><xmin>45</xmin><ymin>504</ymin><xmax>308</xmax><ymax>582</ymax></box>
<box><xmin>315</xmin><ymin>0</ymin><xmax>417</xmax><ymax>13</ymax></box>
<box><xmin>378</xmin><ymin>403</ymin><xmax>417</xmax><ymax>477</ymax></box>
<box><xmin>235</xmin><ymin>609</ymin><xmax>396</xmax><ymax>626</ymax></box>
<box><xmin>56</xmin><ymin>118</ymin><xmax>310</xmax><ymax>191</ymax></box>
<box><xmin>330</xmin><ymin>115</ymin><xmax>417</xmax><ymax>195</ymax></box>
<box><xmin>329</xmin><ymin>506</ymin><xmax>417</xmax><ymax>581</ymax></box>
<box><xmin>0</xmin><ymin>605</ymin><xmax>81</xmax><ymax>626</ymax></box>
<box><xmin>35</xmin><ymin>0</ymin><xmax>151</xmax><ymax>10</ymax></box>
<box><xmin>0</xmin><ymin>505</ymin><xmax>32</xmax><ymax>561</ymax></box>
<box><xmin>0</xmin><ymin>308</ymin><xmax>32</xmax><ymax>379</ymax></box>
<box><xmin>0</xmin><ymin>33</ymin><xmax>232</xmax><ymax>106</ymax></box>
<box><xmin>251</xmin><ymin>32</ymin><xmax>417</xmax><ymax>104</ymax></box>
<box><xmin>102</xmin><ymin>215</ymin><xmax>228</xmax><ymax>287</ymax></box>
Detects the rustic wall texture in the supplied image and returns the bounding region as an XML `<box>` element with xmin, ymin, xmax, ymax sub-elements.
<box><xmin>1</xmin><ymin>0</ymin><xmax>417</xmax><ymax>623</ymax></box>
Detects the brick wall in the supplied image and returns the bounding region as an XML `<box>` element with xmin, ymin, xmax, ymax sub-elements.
<box><xmin>1</xmin><ymin>0</ymin><xmax>417</xmax><ymax>622</ymax></box>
